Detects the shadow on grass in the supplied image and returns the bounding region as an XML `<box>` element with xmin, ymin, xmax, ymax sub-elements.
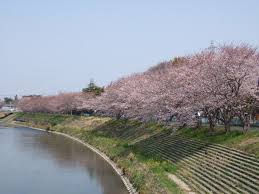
<box><xmin>84</xmin><ymin>118</ymin><xmax>209</xmax><ymax>164</ymax></box>
<box><xmin>88</xmin><ymin>118</ymin><xmax>259</xmax><ymax>164</ymax></box>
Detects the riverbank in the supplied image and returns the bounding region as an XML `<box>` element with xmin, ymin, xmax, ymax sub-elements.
<box><xmin>9</xmin><ymin>124</ymin><xmax>137</xmax><ymax>194</ymax></box>
<box><xmin>12</xmin><ymin>112</ymin><xmax>259</xmax><ymax>157</ymax></box>
<box><xmin>4</xmin><ymin>112</ymin><xmax>259</xmax><ymax>194</ymax></box>
<box><xmin>0</xmin><ymin>126</ymin><xmax>131</xmax><ymax>194</ymax></box>
<box><xmin>4</xmin><ymin>112</ymin><xmax>185</xmax><ymax>194</ymax></box>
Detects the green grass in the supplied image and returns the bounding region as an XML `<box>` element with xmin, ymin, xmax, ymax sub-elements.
<box><xmin>16</xmin><ymin>112</ymin><xmax>79</xmax><ymax>127</ymax></box>
<box><xmin>179</xmin><ymin>127</ymin><xmax>259</xmax><ymax>157</ymax></box>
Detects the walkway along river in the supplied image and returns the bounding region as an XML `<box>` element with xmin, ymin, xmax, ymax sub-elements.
<box><xmin>0</xmin><ymin>126</ymin><xmax>129</xmax><ymax>194</ymax></box>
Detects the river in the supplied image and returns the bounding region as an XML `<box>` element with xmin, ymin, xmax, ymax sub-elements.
<box><xmin>0</xmin><ymin>126</ymin><xmax>129</xmax><ymax>194</ymax></box>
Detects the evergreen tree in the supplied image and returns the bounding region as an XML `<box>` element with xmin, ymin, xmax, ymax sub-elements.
<box><xmin>82</xmin><ymin>79</ymin><xmax>104</xmax><ymax>95</ymax></box>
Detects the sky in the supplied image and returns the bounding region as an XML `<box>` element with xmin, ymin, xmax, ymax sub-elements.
<box><xmin>0</xmin><ymin>0</ymin><xmax>259</xmax><ymax>97</ymax></box>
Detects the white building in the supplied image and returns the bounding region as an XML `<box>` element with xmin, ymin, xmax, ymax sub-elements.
<box><xmin>1</xmin><ymin>105</ymin><xmax>18</xmax><ymax>112</ymax></box>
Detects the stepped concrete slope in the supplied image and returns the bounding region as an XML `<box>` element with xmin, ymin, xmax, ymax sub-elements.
<box><xmin>137</xmin><ymin>131</ymin><xmax>259</xmax><ymax>194</ymax></box>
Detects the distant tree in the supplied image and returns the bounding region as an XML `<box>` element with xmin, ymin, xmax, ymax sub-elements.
<box><xmin>55</xmin><ymin>92</ymin><xmax>79</xmax><ymax>115</ymax></box>
<box><xmin>4</xmin><ymin>97</ymin><xmax>14</xmax><ymax>105</ymax></box>
<box><xmin>14</xmin><ymin>95</ymin><xmax>18</xmax><ymax>101</ymax></box>
<box><xmin>171</xmin><ymin>56</ymin><xmax>186</xmax><ymax>65</ymax></box>
<box><xmin>82</xmin><ymin>79</ymin><xmax>104</xmax><ymax>96</ymax></box>
<box><xmin>0</xmin><ymin>99</ymin><xmax>3</xmax><ymax>108</ymax></box>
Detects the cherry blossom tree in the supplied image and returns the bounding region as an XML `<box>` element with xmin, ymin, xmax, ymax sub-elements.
<box><xmin>17</xmin><ymin>44</ymin><xmax>259</xmax><ymax>132</ymax></box>
<box><xmin>187</xmin><ymin>44</ymin><xmax>259</xmax><ymax>132</ymax></box>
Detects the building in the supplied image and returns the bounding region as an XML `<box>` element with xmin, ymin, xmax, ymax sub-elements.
<box><xmin>1</xmin><ymin>104</ymin><xmax>18</xmax><ymax>112</ymax></box>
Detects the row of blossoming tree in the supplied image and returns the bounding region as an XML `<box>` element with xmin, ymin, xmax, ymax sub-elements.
<box><xmin>18</xmin><ymin>44</ymin><xmax>259</xmax><ymax>132</ymax></box>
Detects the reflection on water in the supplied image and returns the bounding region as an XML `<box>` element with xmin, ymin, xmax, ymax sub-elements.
<box><xmin>0</xmin><ymin>127</ymin><xmax>128</xmax><ymax>194</ymax></box>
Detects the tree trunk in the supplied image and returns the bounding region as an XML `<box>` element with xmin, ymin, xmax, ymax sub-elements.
<box><xmin>243</xmin><ymin>123</ymin><xmax>250</xmax><ymax>133</ymax></box>
<box><xmin>116</xmin><ymin>111</ymin><xmax>122</xmax><ymax>120</ymax></box>
<box><xmin>207</xmin><ymin>114</ymin><xmax>216</xmax><ymax>132</ymax></box>
<box><xmin>209</xmin><ymin>120</ymin><xmax>215</xmax><ymax>131</ymax></box>
<box><xmin>195</xmin><ymin>118</ymin><xmax>202</xmax><ymax>129</ymax></box>
<box><xmin>242</xmin><ymin>114</ymin><xmax>251</xmax><ymax>133</ymax></box>
<box><xmin>224</xmin><ymin>122</ymin><xmax>231</xmax><ymax>133</ymax></box>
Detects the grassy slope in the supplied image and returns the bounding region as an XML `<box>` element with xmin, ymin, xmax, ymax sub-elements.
<box><xmin>179</xmin><ymin>127</ymin><xmax>259</xmax><ymax>158</ymax></box>
<box><xmin>12</xmin><ymin>112</ymin><xmax>183</xmax><ymax>194</ymax></box>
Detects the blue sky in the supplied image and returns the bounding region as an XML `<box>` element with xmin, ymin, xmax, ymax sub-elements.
<box><xmin>0</xmin><ymin>0</ymin><xmax>259</xmax><ymax>97</ymax></box>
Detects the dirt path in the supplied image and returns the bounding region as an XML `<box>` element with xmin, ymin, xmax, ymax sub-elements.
<box><xmin>168</xmin><ymin>173</ymin><xmax>196</xmax><ymax>194</ymax></box>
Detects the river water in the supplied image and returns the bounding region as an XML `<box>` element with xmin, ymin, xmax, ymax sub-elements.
<box><xmin>0</xmin><ymin>127</ymin><xmax>129</xmax><ymax>194</ymax></box>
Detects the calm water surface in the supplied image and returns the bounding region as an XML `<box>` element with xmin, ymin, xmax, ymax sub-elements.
<box><xmin>0</xmin><ymin>127</ymin><xmax>128</xmax><ymax>194</ymax></box>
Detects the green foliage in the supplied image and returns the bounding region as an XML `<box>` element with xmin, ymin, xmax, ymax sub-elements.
<box><xmin>171</xmin><ymin>56</ymin><xmax>186</xmax><ymax>65</ymax></box>
<box><xmin>4</xmin><ymin>97</ymin><xmax>14</xmax><ymax>104</ymax></box>
<box><xmin>16</xmin><ymin>112</ymin><xmax>78</xmax><ymax>127</ymax></box>
<box><xmin>132</xmin><ymin>171</ymin><xmax>145</xmax><ymax>189</ymax></box>
<box><xmin>82</xmin><ymin>80</ymin><xmax>104</xmax><ymax>95</ymax></box>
